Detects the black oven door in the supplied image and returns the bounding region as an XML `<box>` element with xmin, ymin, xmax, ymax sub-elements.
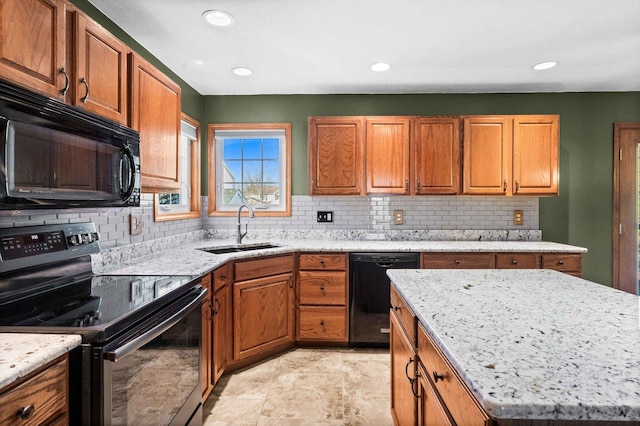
<box><xmin>90</xmin><ymin>286</ymin><xmax>206</xmax><ymax>426</ymax></box>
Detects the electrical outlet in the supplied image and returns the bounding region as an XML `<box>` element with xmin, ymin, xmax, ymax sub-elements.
<box><xmin>130</xmin><ymin>214</ymin><xmax>143</xmax><ymax>235</ymax></box>
<box><xmin>393</xmin><ymin>210</ymin><xmax>404</xmax><ymax>225</ymax></box>
<box><xmin>513</xmin><ymin>210</ymin><xmax>524</xmax><ymax>225</ymax></box>
<box><xmin>317</xmin><ymin>211</ymin><xmax>333</xmax><ymax>222</ymax></box>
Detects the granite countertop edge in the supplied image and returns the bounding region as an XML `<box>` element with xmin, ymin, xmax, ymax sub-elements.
<box><xmin>0</xmin><ymin>333</ymin><xmax>82</xmax><ymax>390</ymax></box>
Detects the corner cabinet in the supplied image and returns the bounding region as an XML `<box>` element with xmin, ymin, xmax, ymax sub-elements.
<box><xmin>308</xmin><ymin>116</ymin><xmax>364</xmax><ymax>195</ymax></box>
<box><xmin>365</xmin><ymin>116</ymin><xmax>411</xmax><ymax>194</ymax></box>
<box><xmin>129</xmin><ymin>52</ymin><xmax>182</xmax><ymax>192</ymax></box>
<box><xmin>0</xmin><ymin>0</ymin><xmax>67</xmax><ymax>100</ymax></box>
<box><xmin>232</xmin><ymin>254</ymin><xmax>295</xmax><ymax>363</ymax></box>
<box><xmin>463</xmin><ymin>115</ymin><xmax>559</xmax><ymax>196</ymax></box>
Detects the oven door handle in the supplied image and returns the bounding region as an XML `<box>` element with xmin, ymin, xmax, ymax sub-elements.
<box><xmin>104</xmin><ymin>287</ymin><xmax>207</xmax><ymax>362</ymax></box>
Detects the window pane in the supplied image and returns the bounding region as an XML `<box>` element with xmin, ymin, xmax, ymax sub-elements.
<box><xmin>263</xmin><ymin>138</ymin><xmax>279</xmax><ymax>160</ymax></box>
<box><xmin>243</xmin><ymin>139</ymin><xmax>262</xmax><ymax>159</ymax></box>
<box><xmin>223</xmin><ymin>139</ymin><xmax>242</xmax><ymax>159</ymax></box>
<box><xmin>242</xmin><ymin>160</ymin><xmax>263</xmax><ymax>182</ymax></box>
<box><xmin>263</xmin><ymin>160</ymin><xmax>280</xmax><ymax>182</ymax></box>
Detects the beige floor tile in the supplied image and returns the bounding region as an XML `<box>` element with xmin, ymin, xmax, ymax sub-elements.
<box><xmin>342</xmin><ymin>358</ymin><xmax>390</xmax><ymax>400</ymax></box>
<box><xmin>212</xmin><ymin>357</ymin><xmax>280</xmax><ymax>399</ymax></box>
<box><xmin>343</xmin><ymin>395</ymin><xmax>393</xmax><ymax>426</ymax></box>
<box><xmin>202</xmin><ymin>397</ymin><xmax>264</xmax><ymax>425</ymax></box>
<box><xmin>276</xmin><ymin>348</ymin><xmax>345</xmax><ymax>375</ymax></box>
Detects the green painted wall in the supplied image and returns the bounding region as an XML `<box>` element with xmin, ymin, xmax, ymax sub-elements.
<box><xmin>203</xmin><ymin>92</ymin><xmax>640</xmax><ymax>286</ymax></box>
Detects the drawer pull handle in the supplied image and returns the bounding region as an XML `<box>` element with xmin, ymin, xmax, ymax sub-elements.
<box><xmin>393</xmin><ymin>305</ymin><xmax>401</xmax><ymax>311</ymax></box>
<box><xmin>59</xmin><ymin>67</ymin><xmax>69</xmax><ymax>95</ymax></box>
<box><xmin>405</xmin><ymin>358</ymin><xmax>420</xmax><ymax>399</ymax></box>
<box><xmin>320</xmin><ymin>285</ymin><xmax>325</xmax><ymax>291</ymax></box>
<box><xmin>433</xmin><ymin>371</ymin><xmax>445</xmax><ymax>383</ymax></box>
<box><xmin>17</xmin><ymin>404</ymin><xmax>35</xmax><ymax>420</ymax></box>
<box><xmin>320</xmin><ymin>320</ymin><xmax>325</xmax><ymax>326</ymax></box>
<box><xmin>221</xmin><ymin>274</ymin><xmax>226</xmax><ymax>279</ymax></box>
<box><xmin>503</xmin><ymin>180</ymin><xmax>508</xmax><ymax>192</ymax></box>
<box><xmin>213</xmin><ymin>298</ymin><xmax>221</xmax><ymax>315</ymax></box>
<box><xmin>80</xmin><ymin>77</ymin><xmax>90</xmax><ymax>103</ymax></box>
<box><xmin>512</xmin><ymin>259</ymin><xmax>518</xmax><ymax>265</ymax></box>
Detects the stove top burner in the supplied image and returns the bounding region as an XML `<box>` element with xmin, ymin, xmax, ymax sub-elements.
<box><xmin>33</xmin><ymin>296</ymin><xmax>101</xmax><ymax>327</ymax></box>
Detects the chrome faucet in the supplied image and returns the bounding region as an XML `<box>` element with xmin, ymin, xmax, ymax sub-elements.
<box><xmin>236</xmin><ymin>203</ymin><xmax>255</xmax><ymax>244</ymax></box>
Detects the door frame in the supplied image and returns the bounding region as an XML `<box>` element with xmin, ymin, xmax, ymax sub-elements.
<box><xmin>612</xmin><ymin>122</ymin><xmax>640</xmax><ymax>294</ymax></box>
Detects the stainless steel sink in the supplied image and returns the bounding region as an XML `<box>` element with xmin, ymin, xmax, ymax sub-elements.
<box><xmin>199</xmin><ymin>243</ymin><xmax>280</xmax><ymax>255</ymax></box>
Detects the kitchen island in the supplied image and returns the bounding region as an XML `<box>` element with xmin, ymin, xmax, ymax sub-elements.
<box><xmin>387</xmin><ymin>269</ymin><xmax>640</xmax><ymax>424</ymax></box>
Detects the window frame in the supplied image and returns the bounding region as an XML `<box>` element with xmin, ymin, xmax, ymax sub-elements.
<box><xmin>153</xmin><ymin>113</ymin><xmax>201</xmax><ymax>221</ymax></box>
<box><xmin>208</xmin><ymin>123</ymin><xmax>292</xmax><ymax>217</ymax></box>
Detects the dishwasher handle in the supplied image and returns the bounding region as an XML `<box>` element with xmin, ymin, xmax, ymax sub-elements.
<box><xmin>376</xmin><ymin>262</ymin><xmax>395</xmax><ymax>268</ymax></box>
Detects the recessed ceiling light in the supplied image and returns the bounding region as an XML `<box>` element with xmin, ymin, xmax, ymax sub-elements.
<box><xmin>194</xmin><ymin>60</ymin><xmax>204</xmax><ymax>65</ymax></box>
<box><xmin>371</xmin><ymin>62</ymin><xmax>391</xmax><ymax>72</ymax></box>
<box><xmin>232</xmin><ymin>67</ymin><xmax>253</xmax><ymax>76</ymax></box>
<box><xmin>533</xmin><ymin>61</ymin><xmax>557</xmax><ymax>71</ymax></box>
<box><xmin>202</xmin><ymin>10</ymin><xmax>235</xmax><ymax>27</ymax></box>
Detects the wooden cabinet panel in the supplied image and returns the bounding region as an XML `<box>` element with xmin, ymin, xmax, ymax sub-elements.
<box><xmin>213</xmin><ymin>262</ymin><xmax>230</xmax><ymax>292</ymax></box>
<box><xmin>417</xmin><ymin>363</ymin><xmax>454</xmax><ymax>426</ymax></box>
<box><xmin>390</xmin><ymin>285</ymin><xmax>416</xmax><ymax>345</ymax></box>
<box><xmin>0</xmin><ymin>0</ymin><xmax>66</xmax><ymax>99</ymax></box>
<box><xmin>513</xmin><ymin>115</ymin><xmax>559</xmax><ymax>195</ymax></box>
<box><xmin>418</xmin><ymin>324</ymin><xmax>490</xmax><ymax>426</ymax></box>
<box><xmin>297</xmin><ymin>305</ymin><xmax>347</xmax><ymax>341</ymax></box>
<box><xmin>299</xmin><ymin>271</ymin><xmax>346</xmax><ymax>305</ymax></box>
<box><xmin>0</xmin><ymin>355</ymin><xmax>68</xmax><ymax>426</ymax></box>
<box><xmin>308</xmin><ymin>116</ymin><xmax>364</xmax><ymax>195</ymax></box>
<box><xmin>233</xmin><ymin>272</ymin><xmax>294</xmax><ymax>361</ymax></box>
<box><xmin>495</xmin><ymin>253</ymin><xmax>538</xmax><ymax>269</ymax></box>
<box><xmin>542</xmin><ymin>253</ymin><xmax>583</xmax><ymax>277</ymax></box>
<box><xmin>234</xmin><ymin>254</ymin><xmax>294</xmax><ymax>282</ymax></box>
<box><xmin>390</xmin><ymin>309</ymin><xmax>417</xmax><ymax>426</ymax></box>
<box><xmin>72</xmin><ymin>12</ymin><xmax>128</xmax><ymax>123</ymax></box>
<box><xmin>298</xmin><ymin>253</ymin><xmax>346</xmax><ymax>271</ymax></box>
<box><xmin>129</xmin><ymin>52</ymin><xmax>181</xmax><ymax>192</ymax></box>
<box><xmin>213</xmin><ymin>283</ymin><xmax>231</xmax><ymax>384</ymax></box>
<box><xmin>422</xmin><ymin>253</ymin><xmax>495</xmax><ymax>269</ymax></box>
<box><xmin>463</xmin><ymin>116</ymin><xmax>513</xmax><ymax>195</ymax></box>
<box><xmin>414</xmin><ymin>117</ymin><xmax>461</xmax><ymax>195</ymax></box>
<box><xmin>365</xmin><ymin>116</ymin><xmax>411</xmax><ymax>194</ymax></box>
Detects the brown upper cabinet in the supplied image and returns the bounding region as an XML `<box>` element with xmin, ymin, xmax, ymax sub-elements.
<box><xmin>67</xmin><ymin>7</ymin><xmax>128</xmax><ymax>123</ymax></box>
<box><xmin>129</xmin><ymin>53</ymin><xmax>182</xmax><ymax>192</ymax></box>
<box><xmin>308</xmin><ymin>116</ymin><xmax>364</xmax><ymax>195</ymax></box>
<box><xmin>365</xmin><ymin>116</ymin><xmax>411</xmax><ymax>194</ymax></box>
<box><xmin>413</xmin><ymin>117</ymin><xmax>461</xmax><ymax>195</ymax></box>
<box><xmin>0</xmin><ymin>0</ymin><xmax>67</xmax><ymax>99</ymax></box>
<box><xmin>463</xmin><ymin>115</ymin><xmax>559</xmax><ymax>196</ymax></box>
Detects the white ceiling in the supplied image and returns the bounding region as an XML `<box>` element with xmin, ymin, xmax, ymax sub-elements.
<box><xmin>87</xmin><ymin>0</ymin><xmax>640</xmax><ymax>96</ymax></box>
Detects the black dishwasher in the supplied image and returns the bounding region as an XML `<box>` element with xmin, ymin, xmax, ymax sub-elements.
<box><xmin>349</xmin><ymin>252</ymin><xmax>420</xmax><ymax>347</ymax></box>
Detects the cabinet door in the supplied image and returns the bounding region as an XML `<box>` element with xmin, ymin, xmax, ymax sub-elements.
<box><xmin>233</xmin><ymin>273</ymin><xmax>294</xmax><ymax>361</ymax></box>
<box><xmin>417</xmin><ymin>363</ymin><xmax>454</xmax><ymax>426</ymax></box>
<box><xmin>201</xmin><ymin>293</ymin><xmax>213</xmax><ymax>399</ymax></box>
<box><xmin>414</xmin><ymin>117</ymin><xmax>461</xmax><ymax>195</ymax></box>
<box><xmin>463</xmin><ymin>116</ymin><xmax>512</xmax><ymax>195</ymax></box>
<box><xmin>366</xmin><ymin>117</ymin><xmax>411</xmax><ymax>194</ymax></box>
<box><xmin>73</xmin><ymin>12</ymin><xmax>128</xmax><ymax>124</ymax></box>
<box><xmin>213</xmin><ymin>284</ymin><xmax>230</xmax><ymax>384</ymax></box>
<box><xmin>0</xmin><ymin>0</ymin><xmax>66</xmax><ymax>99</ymax></box>
<box><xmin>308</xmin><ymin>117</ymin><xmax>364</xmax><ymax>195</ymax></box>
<box><xmin>390</xmin><ymin>310</ymin><xmax>417</xmax><ymax>426</ymax></box>
<box><xmin>129</xmin><ymin>53</ymin><xmax>181</xmax><ymax>192</ymax></box>
<box><xmin>513</xmin><ymin>115</ymin><xmax>559</xmax><ymax>195</ymax></box>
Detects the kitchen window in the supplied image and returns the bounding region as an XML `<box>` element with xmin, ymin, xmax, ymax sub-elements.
<box><xmin>154</xmin><ymin>114</ymin><xmax>201</xmax><ymax>221</ymax></box>
<box><xmin>208</xmin><ymin>123</ymin><xmax>291</xmax><ymax>216</ymax></box>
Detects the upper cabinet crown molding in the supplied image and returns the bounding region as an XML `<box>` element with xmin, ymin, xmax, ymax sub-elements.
<box><xmin>0</xmin><ymin>0</ymin><xmax>67</xmax><ymax>99</ymax></box>
<box><xmin>129</xmin><ymin>52</ymin><xmax>182</xmax><ymax>192</ymax></box>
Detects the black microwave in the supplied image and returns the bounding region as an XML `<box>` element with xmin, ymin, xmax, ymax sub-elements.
<box><xmin>0</xmin><ymin>80</ymin><xmax>140</xmax><ymax>209</ymax></box>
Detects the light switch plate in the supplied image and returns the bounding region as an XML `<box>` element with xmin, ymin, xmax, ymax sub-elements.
<box><xmin>130</xmin><ymin>214</ymin><xmax>143</xmax><ymax>235</ymax></box>
<box><xmin>513</xmin><ymin>210</ymin><xmax>524</xmax><ymax>225</ymax></box>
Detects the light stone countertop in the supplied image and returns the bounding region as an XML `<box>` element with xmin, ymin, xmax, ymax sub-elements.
<box><xmin>96</xmin><ymin>238</ymin><xmax>587</xmax><ymax>276</ymax></box>
<box><xmin>0</xmin><ymin>333</ymin><xmax>82</xmax><ymax>390</ymax></box>
<box><xmin>387</xmin><ymin>268</ymin><xmax>640</xmax><ymax>422</ymax></box>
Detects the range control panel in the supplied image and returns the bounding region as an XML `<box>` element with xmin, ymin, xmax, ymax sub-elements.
<box><xmin>0</xmin><ymin>223</ymin><xmax>100</xmax><ymax>269</ymax></box>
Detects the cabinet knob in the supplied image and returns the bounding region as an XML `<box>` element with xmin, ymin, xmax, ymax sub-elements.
<box><xmin>512</xmin><ymin>259</ymin><xmax>518</xmax><ymax>265</ymax></box>
<box><xmin>433</xmin><ymin>371</ymin><xmax>445</xmax><ymax>383</ymax></box>
<box><xmin>320</xmin><ymin>285</ymin><xmax>325</xmax><ymax>291</ymax></box>
<box><xmin>558</xmin><ymin>260</ymin><xmax>564</xmax><ymax>265</ymax></box>
<box><xmin>319</xmin><ymin>259</ymin><xmax>325</xmax><ymax>264</ymax></box>
<box><xmin>320</xmin><ymin>320</ymin><xmax>325</xmax><ymax>326</ymax></box>
<box><xmin>455</xmin><ymin>259</ymin><xmax>460</xmax><ymax>264</ymax></box>
<box><xmin>17</xmin><ymin>404</ymin><xmax>35</xmax><ymax>420</ymax></box>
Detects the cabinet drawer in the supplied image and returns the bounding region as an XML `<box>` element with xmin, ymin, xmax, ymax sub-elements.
<box><xmin>390</xmin><ymin>285</ymin><xmax>416</xmax><ymax>346</ymax></box>
<box><xmin>234</xmin><ymin>254</ymin><xmax>294</xmax><ymax>282</ymax></box>
<box><xmin>299</xmin><ymin>253</ymin><xmax>346</xmax><ymax>271</ymax></box>
<box><xmin>213</xmin><ymin>263</ymin><xmax>230</xmax><ymax>292</ymax></box>
<box><xmin>542</xmin><ymin>254</ymin><xmax>582</xmax><ymax>274</ymax></box>
<box><xmin>495</xmin><ymin>253</ymin><xmax>538</xmax><ymax>269</ymax></box>
<box><xmin>299</xmin><ymin>271</ymin><xmax>346</xmax><ymax>305</ymax></box>
<box><xmin>0</xmin><ymin>356</ymin><xmax>68</xmax><ymax>426</ymax></box>
<box><xmin>298</xmin><ymin>306</ymin><xmax>347</xmax><ymax>341</ymax></box>
<box><xmin>422</xmin><ymin>253</ymin><xmax>494</xmax><ymax>269</ymax></box>
<box><xmin>417</xmin><ymin>325</ymin><xmax>489</xmax><ymax>426</ymax></box>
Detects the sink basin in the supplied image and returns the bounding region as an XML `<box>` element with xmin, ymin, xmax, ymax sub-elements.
<box><xmin>199</xmin><ymin>243</ymin><xmax>281</xmax><ymax>255</ymax></box>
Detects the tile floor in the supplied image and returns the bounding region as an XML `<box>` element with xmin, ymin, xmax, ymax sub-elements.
<box><xmin>203</xmin><ymin>347</ymin><xmax>393</xmax><ymax>426</ymax></box>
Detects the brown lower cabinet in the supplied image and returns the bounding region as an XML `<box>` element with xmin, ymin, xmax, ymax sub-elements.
<box><xmin>200</xmin><ymin>274</ymin><xmax>213</xmax><ymax>401</ymax></box>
